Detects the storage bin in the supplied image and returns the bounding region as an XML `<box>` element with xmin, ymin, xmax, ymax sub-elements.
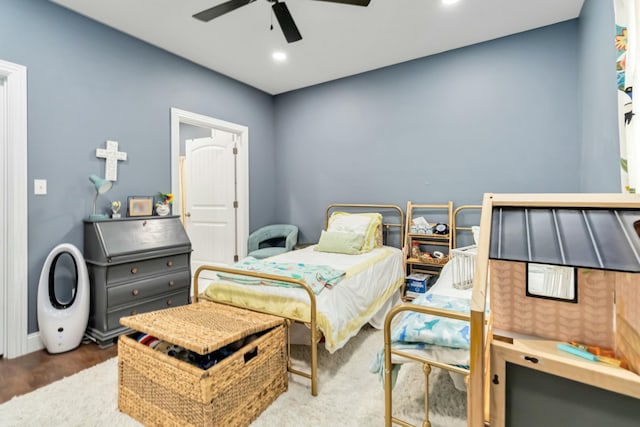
<box><xmin>117</xmin><ymin>301</ymin><xmax>287</xmax><ymax>427</ymax></box>
<box><xmin>406</xmin><ymin>273</ymin><xmax>432</xmax><ymax>299</ymax></box>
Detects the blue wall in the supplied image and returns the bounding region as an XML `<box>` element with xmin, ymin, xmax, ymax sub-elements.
<box><xmin>0</xmin><ymin>0</ymin><xmax>619</xmax><ymax>333</ymax></box>
<box><xmin>1</xmin><ymin>0</ymin><xmax>277</xmax><ymax>332</ymax></box>
<box><xmin>578</xmin><ymin>0</ymin><xmax>620</xmax><ymax>191</ymax></box>
<box><xmin>274</xmin><ymin>21</ymin><xmax>584</xmax><ymax>243</ymax></box>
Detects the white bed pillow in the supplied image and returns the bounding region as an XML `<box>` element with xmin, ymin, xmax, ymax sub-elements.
<box><xmin>327</xmin><ymin>212</ymin><xmax>382</xmax><ymax>253</ymax></box>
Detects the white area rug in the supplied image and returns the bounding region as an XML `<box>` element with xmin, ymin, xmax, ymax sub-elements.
<box><xmin>0</xmin><ymin>326</ymin><xmax>466</xmax><ymax>426</ymax></box>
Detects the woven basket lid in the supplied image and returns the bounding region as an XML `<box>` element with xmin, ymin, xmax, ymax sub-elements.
<box><xmin>120</xmin><ymin>301</ymin><xmax>284</xmax><ymax>355</ymax></box>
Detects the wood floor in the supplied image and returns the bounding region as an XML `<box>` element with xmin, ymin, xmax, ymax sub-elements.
<box><xmin>0</xmin><ymin>341</ymin><xmax>117</xmax><ymax>404</ymax></box>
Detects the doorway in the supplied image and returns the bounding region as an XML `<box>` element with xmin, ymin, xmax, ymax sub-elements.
<box><xmin>0</xmin><ymin>59</ymin><xmax>28</xmax><ymax>359</ymax></box>
<box><xmin>170</xmin><ymin>108</ymin><xmax>249</xmax><ymax>292</ymax></box>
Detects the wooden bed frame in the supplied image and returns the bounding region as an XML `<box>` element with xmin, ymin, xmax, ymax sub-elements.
<box><xmin>383</xmin><ymin>204</ymin><xmax>484</xmax><ymax>427</ymax></box>
<box><xmin>193</xmin><ymin>203</ymin><xmax>405</xmax><ymax>396</ymax></box>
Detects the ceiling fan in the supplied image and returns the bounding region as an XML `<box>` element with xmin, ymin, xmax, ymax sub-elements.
<box><xmin>193</xmin><ymin>0</ymin><xmax>371</xmax><ymax>43</ymax></box>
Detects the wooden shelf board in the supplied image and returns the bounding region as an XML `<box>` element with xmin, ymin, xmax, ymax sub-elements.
<box><xmin>492</xmin><ymin>338</ymin><xmax>640</xmax><ymax>400</ymax></box>
<box><xmin>408</xmin><ymin>233</ymin><xmax>450</xmax><ymax>239</ymax></box>
<box><xmin>407</xmin><ymin>257</ymin><xmax>447</xmax><ymax>266</ymax></box>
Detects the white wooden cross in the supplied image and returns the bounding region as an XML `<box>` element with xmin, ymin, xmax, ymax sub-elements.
<box><xmin>96</xmin><ymin>140</ymin><xmax>127</xmax><ymax>181</ymax></box>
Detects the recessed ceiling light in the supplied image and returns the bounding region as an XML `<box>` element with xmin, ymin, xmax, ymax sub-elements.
<box><xmin>272</xmin><ymin>51</ymin><xmax>287</xmax><ymax>62</ymax></box>
<box><xmin>442</xmin><ymin>0</ymin><xmax>460</xmax><ymax>5</ymax></box>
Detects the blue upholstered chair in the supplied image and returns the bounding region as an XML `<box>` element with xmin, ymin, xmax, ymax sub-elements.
<box><xmin>247</xmin><ymin>224</ymin><xmax>298</xmax><ymax>259</ymax></box>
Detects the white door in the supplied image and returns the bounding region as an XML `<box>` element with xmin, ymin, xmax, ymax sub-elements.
<box><xmin>184</xmin><ymin>132</ymin><xmax>238</xmax><ymax>281</ymax></box>
<box><xmin>0</xmin><ymin>60</ymin><xmax>27</xmax><ymax>359</ymax></box>
<box><xmin>0</xmin><ymin>76</ymin><xmax>5</xmax><ymax>357</ymax></box>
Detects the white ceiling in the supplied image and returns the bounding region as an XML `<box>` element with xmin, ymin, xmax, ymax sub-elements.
<box><xmin>50</xmin><ymin>0</ymin><xmax>585</xmax><ymax>95</ymax></box>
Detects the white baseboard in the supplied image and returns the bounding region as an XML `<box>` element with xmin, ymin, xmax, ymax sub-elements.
<box><xmin>27</xmin><ymin>332</ymin><xmax>44</xmax><ymax>354</ymax></box>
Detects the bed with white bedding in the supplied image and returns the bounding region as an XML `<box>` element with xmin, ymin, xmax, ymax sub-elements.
<box><xmin>377</xmin><ymin>204</ymin><xmax>485</xmax><ymax>426</ymax></box>
<box><xmin>193</xmin><ymin>204</ymin><xmax>405</xmax><ymax>396</ymax></box>
<box><xmin>201</xmin><ymin>244</ymin><xmax>404</xmax><ymax>353</ymax></box>
<box><xmin>373</xmin><ymin>259</ymin><xmax>475</xmax><ymax>391</ymax></box>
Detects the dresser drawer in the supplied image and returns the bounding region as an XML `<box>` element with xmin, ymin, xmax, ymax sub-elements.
<box><xmin>108</xmin><ymin>271</ymin><xmax>190</xmax><ymax>308</ymax></box>
<box><xmin>107</xmin><ymin>290</ymin><xmax>190</xmax><ymax>330</ymax></box>
<box><xmin>107</xmin><ymin>254</ymin><xmax>189</xmax><ymax>284</ymax></box>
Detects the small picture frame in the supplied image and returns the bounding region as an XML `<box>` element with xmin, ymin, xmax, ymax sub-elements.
<box><xmin>127</xmin><ymin>196</ymin><xmax>154</xmax><ymax>217</ymax></box>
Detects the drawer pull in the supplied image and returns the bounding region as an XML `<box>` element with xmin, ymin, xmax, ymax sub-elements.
<box><xmin>166</xmin><ymin>260</ymin><xmax>174</xmax><ymax>267</ymax></box>
<box><xmin>168</xmin><ymin>280</ymin><xmax>175</xmax><ymax>287</ymax></box>
<box><xmin>166</xmin><ymin>299</ymin><xmax>173</xmax><ymax>306</ymax></box>
<box><xmin>132</xmin><ymin>289</ymin><xmax>139</xmax><ymax>296</ymax></box>
<box><xmin>131</xmin><ymin>267</ymin><xmax>138</xmax><ymax>274</ymax></box>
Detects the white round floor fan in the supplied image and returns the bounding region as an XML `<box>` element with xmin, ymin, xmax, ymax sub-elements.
<box><xmin>37</xmin><ymin>243</ymin><xmax>90</xmax><ymax>354</ymax></box>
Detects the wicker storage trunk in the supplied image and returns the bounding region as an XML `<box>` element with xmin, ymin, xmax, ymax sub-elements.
<box><xmin>118</xmin><ymin>301</ymin><xmax>287</xmax><ymax>427</ymax></box>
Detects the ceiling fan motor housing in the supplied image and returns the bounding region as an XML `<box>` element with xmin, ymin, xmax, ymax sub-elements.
<box><xmin>193</xmin><ymin>0</ymin><xmax>371</xmax><ymax>43</ymax></box>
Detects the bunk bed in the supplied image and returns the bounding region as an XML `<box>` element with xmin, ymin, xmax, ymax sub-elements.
<box><xmin>380</xmin><ymin>204</ymin><xmax>486</xmax><ymax>426</ymax></box>
<box><xmin>193</xmin><ymin>204</ymin><xmax>406</xmax><ymax>396</ymax></box>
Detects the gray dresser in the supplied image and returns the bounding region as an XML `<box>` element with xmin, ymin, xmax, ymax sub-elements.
<box><xmin>83</xmin><ymin>216</ymin><xmax>192</xmax><ymax>347</ymax></box>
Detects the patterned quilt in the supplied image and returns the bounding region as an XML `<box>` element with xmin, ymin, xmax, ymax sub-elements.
<box><xmin>215</xmin><ymin>256</ymin><xmax>346</xmax><ymax>295</ymax></box>
<box><xmin>371</xmin><ymin>292</ymin><xmax>472</xmax><ymax>386</ymax></box>
<box><xmin>391</xmin><ymin>293</ymin><xmax>471</xmax><ymax>349</ymax></box>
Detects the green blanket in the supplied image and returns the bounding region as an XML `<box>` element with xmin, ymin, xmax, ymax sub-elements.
<box><xmin>216</xmin><ymin>256</ymin><xmax>346</xmax><ymax>295</ymax></box>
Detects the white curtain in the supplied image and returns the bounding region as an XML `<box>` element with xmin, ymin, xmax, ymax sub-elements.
<box><xmin>528</xmin><ymin>264</ymin><xmax>575</xmax><ymax>300</ymax></box>
<box><xmin>615</xmin><ymin>0</ymin><xmax>640</xmax><ymax>193</ymax></box>
<box><xmin>541</xmin><ymin>266</ymin><xmax>575</xmax><ymax>300</ymax></box>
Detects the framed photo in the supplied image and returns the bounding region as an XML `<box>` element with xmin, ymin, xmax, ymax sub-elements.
<box><xmin>127</xmin><ymin>196</ymin><xmax>154</xmax><ymax>217</ymax></box>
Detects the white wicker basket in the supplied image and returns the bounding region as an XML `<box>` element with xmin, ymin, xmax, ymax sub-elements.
<box><xmin>451</xmin><ymin>245</ymin><xmax>477</xmax><ymax>290</ymax></box>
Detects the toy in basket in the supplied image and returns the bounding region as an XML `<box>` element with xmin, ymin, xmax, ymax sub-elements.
<box><xmin>418</xmin><ymin>253</ymin><xmax>449</xmax><ymax>265</ymax></box>
<box><xmin>451</xmin><ymin>245</ymin><xmax>477</xmax><ymax>289</ymax></box>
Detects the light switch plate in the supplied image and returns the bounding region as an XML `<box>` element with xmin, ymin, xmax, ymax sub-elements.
<box><xmin>34</xmin><ymin>179</ymin><xmax>47</xmax><ymax>195</ymax></box>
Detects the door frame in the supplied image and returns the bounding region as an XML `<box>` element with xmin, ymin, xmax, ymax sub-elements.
<box><xmin>0</xmin><ymin>59</ymin><xmax>28</xmax><ymax>358</ymax></box>
<box><xmin>170</xmin><ymin>108</ymin><xmax>249</xmax><ymax>263</ymax></box>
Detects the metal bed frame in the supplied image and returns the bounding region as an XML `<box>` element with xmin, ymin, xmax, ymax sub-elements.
<box><xmin>383</xmin><ymin>204</ymin><xmax>486</xmax><ymax>427</ymax></box>
<box><xmin>193</xmin><ymin>203</ymin><xmax>404</xmax><ymax>396</ymax></box>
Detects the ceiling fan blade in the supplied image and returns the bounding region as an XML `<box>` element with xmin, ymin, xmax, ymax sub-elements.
<box><xmin>272</xmin><ymin>2</ymin><xmax>302</xmax><ymax>43</ymax></box>
<box><xmin>193</xmin><ymin>0</ymin><xmax>257</xmax><ymax>22</ymax></box>
<box><xmin>312</xmin><ymin>0</ymin><xmax>371</xmax><ymax>6</ymax></box>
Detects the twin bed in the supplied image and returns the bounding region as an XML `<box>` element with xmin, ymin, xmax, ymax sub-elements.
<box><xmin>380</xmin><ymin>205</ymin><xmax>485</xmax><ymax>427</ymax></box>
<box><xmin>192</xmin><ymin>204</ymin><xmax>406</xmax><ymax>396</ymax></box>
<box><xmin>190</xmin><ymin>202</ymin><xmax>486</xmax><ymax>425</ymax></box>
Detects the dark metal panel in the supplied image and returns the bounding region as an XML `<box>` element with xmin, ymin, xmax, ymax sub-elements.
<box><xmin>528</xmin><ymin>209</ymin><xmax>563</xmax><ymax>264</ymax></box>
<box><xmin>587</xmin><ymin>210</ymin><xmax>640</xmax><ymax>272</ymax></box>
<box><xmin>489</xmin><ymin>209</ymin><xmax>501</xmax><ymax>259</ymax></box>
<box><xmin>555</xmin><ymin>210</ymin><xmax>601</xmax><ymax>268</ymax></box>
<box><xmin>490</xmin><ymin>208</ymin><xmax>529</xmax><ymax>261</ymax></box>
<box><xmin>489</xmin><ymin>206</ymin><xmax>640</xmax><ymax>272</ymax></box>
<box><xmin>619</xmin><ymin>210</ymin><xmax>640</xmax><ymax>253</ymax></box>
